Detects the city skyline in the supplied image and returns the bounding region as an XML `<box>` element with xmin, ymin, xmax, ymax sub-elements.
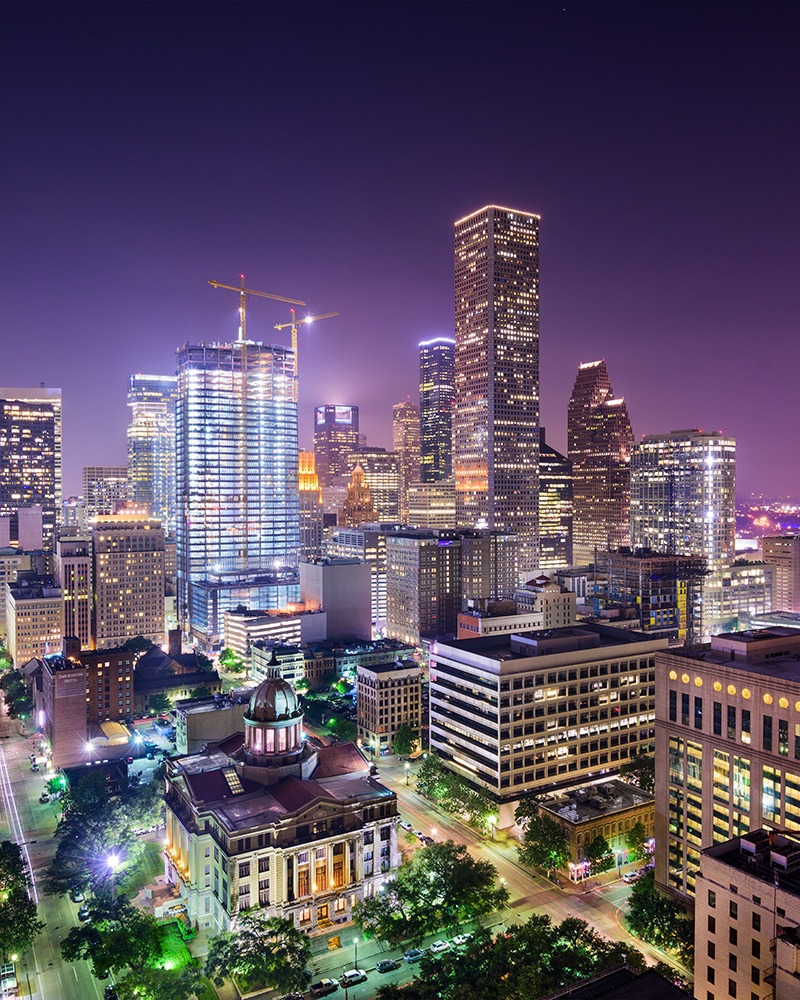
<box><xmin>3</xmin><ymin>4</ymin><xmax>799</xmax><ymax>498</ymax></box>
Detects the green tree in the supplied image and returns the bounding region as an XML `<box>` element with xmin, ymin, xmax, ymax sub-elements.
<box><xmin>415</xmin><ymin>753</ymin><xmax>448</xmax><ymax>799</ymax></box>
<box><xmin>60</xmin><ymin>894</ymin><xmax>163</xmax><ymax>978</ymax></box>
<box><xmin>515</xmin><ymin>802</ymin><xmax>569</xmax><ymax>873</ymax></box>
<box><xmin>148</xmin><ymin>692</ymin><xmax>172</xmax><ymax>715</ymax></box>
<box><xmin>218</xmin><ymin>648</ymin><xmax>246</xmax><ymax>673</ymax></box>
<box><xmin>0</xmin><ymin>669</ymin><xmax>33</xmax><ymax>718</ymax></box>
<box><xmin>189</xmin><ymin>685</ymin><xmax>213</xmax><ymax>700</ymax></box>
<box><xmin>584</xmin><ymin>834</ymin><xmax>614</xmax><ymax>874</ymax></box>
<box><xmin>205</xmin><ymin>912</ymin><xmax>311</xmax><ymax>993</ymax></box>
<box><xmin>0</xmin><ymin>841</ymin><xmax>45</xmax><ymax>961</ymax></box>
<box><xmin>620</xmin><ymin>751</ymin><xmax>655</xmax><ymax>793</ymax></box>
<box><xmin>328</xmin><ymin>717</ymin><xmax>357</xmax><ymax>741</ymax></box>
<box><xmin>115</xmin><ymin>966</ymin><xmax>203</xmax><ymax>1000</ymax></box>
<box><xmin>625</xmin><ymin>820</ymin><xmax>648</xmax><ymax>862</ymax></box>
<box><xmin>123</xmin><ymin>636</ymin><xmax>154</xmax><ymax>659</ymax></box>
<box><xmin>392</xmin><ymin>722</ymin><xmax>419</xmax><ymax>757</ymax></box>
<box><xmin>627</xmin><ymin>872</ymin><xmax>694</xmax><ymax>961</ymax></box>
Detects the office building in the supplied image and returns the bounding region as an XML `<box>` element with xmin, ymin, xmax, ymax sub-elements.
<box><xmin>655</xmin><ymin>627</ymin><xmax>800</xmax><ymax>902</ymax></box>
<box><xmin>174</xmin><ymin>692</ymin><xmax>250</xmax><ymax>755</ymax></box>
<box><xmin>82</xmin><ymin>466</ymin><xmax>129</xmax><ymax>518</ymax></box>
<box><xmin>0</xmin><ymin>506</ymin><xmax>44</xmax><ymax>552</ymax></box>
<box><xmin>92</xmin><ymin>514</ymin><xmax>165</xmax><ymax>649</ymax></box>
<box><xmin>338</xmin><ymin>465</ymin><xmax>378</xmax><ymax>529</ymax></box>
<box><xmin>0</xmin><ymin>388</ymin><xmax>62</xmax><ymax>547</ymax></box>
<box><xmin>163</xmin><ymin>672</ymin><xmax>400</xmax><ymax>931</ymax></box>
<box><xmin>538</xmin><ymin>428</ymin><xmax>573</xmax><ymax>569</ymax></box>
<box><xmin>457</xmin><ymin>602</ymin><xmax>546</xmax><ymax>639</ymax></box>
<box><xmin>54</xmin><ymin>534</ymin><xmax>93</xmax><ymax>649</ymax></box>
<box><xmin>459</xmin><ymin>529</ymin><xmax>518</xmax><ymax>604</ymax></box>
<box><xmin>39</xmin><ymin>649</ymin><xmax>89</xmax><ymax>765</ymax></box>
<box><xmin>303</xmin><ymin>636</ymin><xmax>415</xmax><ymax>691</ymax></box>
<box><xmin>392</xmin><ymin>398</ymin><xmax>420</xmax><ymax>523</ymax></box>
<box><xmin>176</xmin><ymin>340</ymin><xmax>300</xmax><ymax>648</ymax></box>
<box><xmin>323</xmin><ymin>523</ymin><xmax>402</xmax><ymax>632</ymax></box>
<box><xmin>453</xmin><ymin>206</ymin><xmax>540</xmax><ymax>575</ymax></box>
<box><xmin>0</xmin><ymin>549</ymin><xmax>31</xmax><ymax>635</ymax></box>
<box><xmin>568</xmin><ymin>361</ymin><xmax>634</xmax><ymax>565</ymax></box>
<box><xmin>762</xmin><ymin>535</ymin><xmax>800</xmax><ymax>614</ymax></box>
<box><xmin>406</xmin><ymin>479</ymin><xmax>456</xmax><ymax>530</ymax></box>
<box><xmin>357</xmin><ymin>658</ymin><xmax>423</xmax><ymax>756</ymax></box>
<box><xmin>345</xmin><ymin>448</ymin><xmax>401</xmax><ymax>522</ymax></box>
<box><xmin>5</xmin><ymin>576</ymin><xmax>62</xmax><ymax>665</ymax></box>
<box><xmin>419</xmin><ymin>337</ymin><xmax>455</xmax><ymax>483</ymax></box>
<box><xmin>298</xmin><ymin>451</ymin><xmax>324</xmax><ymax>562</ymax></box>
<box><xmin>223</xmin><ymin>606</ymin><xmax>327</xmax><ymax>666</ymax></box>
<box><xmin>299</xmin><ymin>558</ymin><xmax>372</xmax><ymax>641</ymax></box>
<box><xmin>127</xmin><ymin>374</ymin><xmax>178</xmax><ymax>534</ymax></box>
<box><xmin>430</xmin><ymin>624</ymin><xmax>666</xmax><ymax>825</ymax></box>
<box><xmin>514</xmin><ymin>575</ymin><xmax>577</xmax><ymax>628</ymax></box>
<box><xmin>313</xmin><ymin>405</ymin><xmax>359</xmax><ymax>488</ymax></box>
<box><xmin>385</xmin><ymin>530</ymin><xmax>461</xmax><ymax>646</ymax></box>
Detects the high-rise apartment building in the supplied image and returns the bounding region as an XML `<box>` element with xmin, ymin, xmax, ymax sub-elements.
<box><xmin>392</xmin><ymin>398</ymin><xmax>420</xmax><ymax>523</ymax></box>
<box><xmin>5</xmin><ymin>576</ymin><xmax>62</xmax><ymax>664</ymax></box>
<box><xmin>538</xmin><ymin>428</ymin><xmax>573</xmax><ymax>569</ymax></box>
<box><xmin>0</xmin><ymin>388</ymin><xmax>62</xmax><ymax>547</ymax></box>
<box><xmin>567</xmin><ymin>361</ymin><xmax>633</xmax><ymax>565</ymax></box>
<box><xmin>127</xmin><ymin>374</ymin><xmax>178</xmax><ymax>534</ymax></box>
<box><xmin>298</xmin><ymin>450</ymin><xmax>324</xmax><ymax>562</ymax></box>
<box><xmin>82</xmin><ymin>466</ymin><xmax>129</xmax><ymax>518</ymax></box>
<box><xmin>419</xmin><ymin>338</ymin><xmax>455</xmax><ymax>483</ymax></box>
<box><xmin>176</xmin><ymin>340</ymin><xmax>300</xmax><ymax>647</ymax></box>
<box><xmin>762</xmin><ymin>535</ymin><xmax>800</xmax><ymax>613</ymax></box>
<box><xmin>92</xmin><ymin>515</ymin><xmax>165</xmax><ymax>649</ymax></box>
<box><xmin>54</xmin><ymin>534</ymin><xmax>93</xmax><ymax>649</ymax></box>
<box><xmin>346</xmin><ymin>448</ymin><xmax>401</xmax><ymax>522</ymax></box>
<box><xmin>453</xmin><ymin>206</ymin><xmax>540</xmax><ymax>575</ymax></box>
<box><xmin>313</xmin><ymin>405</ymin><xmax>359</xmax><ymax>488</ymax></box>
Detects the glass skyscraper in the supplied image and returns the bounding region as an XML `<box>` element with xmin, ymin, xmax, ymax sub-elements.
<box><xmin>127</xmin><ymin>374</ymin><xmax>178</xmax><ymax>534</ymax></box>
<box><xmin>176</xmin><ymin>340</ymin><xmax>299</xmax><ymax>647</ymax></box>
<box><xmin>453</xmin><ymin>206</ymin><xmax>540</xmax><ymax>576</ymax></box>
<box><xmin>538</xmin><ymin>428</ymin><xmax>573</xmax><ymax>569</ymax></box>
<box><xmin>418</xmin><ymin>337</ymin><xmax>455</xmax><ymax>483</ymax></box>
<box><xmin>313</xmin><ymin>404</ymin><xmax>359</xmax><ymax>488</ymax></box>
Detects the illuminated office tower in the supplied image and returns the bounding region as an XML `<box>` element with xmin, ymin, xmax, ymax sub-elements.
<box><xmin>0</xmin><ymin>388</ymin><xmax>62</xmax><ymax>547</ymax></box>
<box><xmin>314</xmin><ymin>405</ymin><xmax>359</xmax><ymax>488</ymax></box>
<box><xmin>419</xmin><ymin>337</ymin><xmax>455</xmax><ymax>483</ymax></box>
<box><xmin>346</xmin><ymin>448</ymin><xmax>401</xmax><ymax>521</ymax></box>
<box><xmin>762</xmin><ymin>535</ymin><xmax>800</xmax><ymax>613</ymax></box>
<box><xmin>567</xmin><ymin>361</ymin><xmax>633</xmax><ymax>565</ymax></box>
<box><xmin>127</xmin><ymin>374</ymin><xmax>178</xmax><ymax>534</ymax></box>
<box><xmin>176</xmin><ymin>340</ymin><xmax>300</xmax><ymax>648</ymax></box>
<box><xmin>298</xmin><ymin>450</ymin><xmax>324</xmax><ymax>561</ymax></box>
<box><xmin>54</xmin><ymin>534</ymin><xmax>93</xmax><ymax>649</ymax></box>
<box><xmin>392</xmin><ymin>397</ymin><xmax>420</xmax><ymax>523</ymax></box>
<box><xmin>453</xmin><ymin>206</ymin><xmax>540</xmax><ymax>576</ymax></box>
<box><xmin>538</xmin><ymin>428</ymin><xmax>573</xmax><ymax>569</ymax></box>
<box><xmin>82</xmin><ymin>466</ymin><xmax>129</xmax><ymax>518</ymax></box>
<box><xmin>338</xmin><ymin>465</ymin><xmax>378</xmax><ymax>529</ymax></box>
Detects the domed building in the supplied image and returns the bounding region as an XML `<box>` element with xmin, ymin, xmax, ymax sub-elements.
<box><xmin>164</xmin><ymin>669</ymin><xmax>400</xmax><ymax>934</ymax></box>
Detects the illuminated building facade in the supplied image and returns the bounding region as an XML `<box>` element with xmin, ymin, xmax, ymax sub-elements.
<box><xmin>54</xmin><ymin>534</ymin><xmax>93</xmax><ymax>649</ymax></box>
<box><xmin>345</xmin><ymin>448</ymin><xmax>401</xmax><ymax>522</ymax></box>
<box><xmin>453</xmin><ymin>206</ymin><xmax>540</xmax><ymax>575</ymax></box>
<box><xmin>762</xmin><ymin>535</ymin><xmax>800</xmax><ymax>613</ymax></box>
<box><xmin>385</xmin><ymin>530</ymin><xmax>461</xmax><ymax>646</ymax></box>
<box><xmin>0</xmin><ymin>387</ymin><xmax>62</xmax><ymax>548</ymax></box>
<box><xmin>392</xmin><ymin>398</ymin><xmax>420</xmax><ymax>523</ymax></box>
<box><xmin>298</xmin><ymin>450</ymin><xmax>324</xmax><ymax>562</ymax></box>
<box><xmin>568</xmin><ymin>361</ymin><xmax>633</xmax><ymax>565</ymax></box>
<box><xmin>5</xmin><ymin>576</ymin><xmax>62</xmax><ymax>665</ymax></box>
<box><xmin>655</xmin><ymin>627</ymin><xmax>800</xmax><ymax>902</ymax></box>
<box><xmin>459</xmin><ymin>529</ymin><xmax>518</xmax><ymax>603</ymax></box>
<box><xmin>357</xmin><ymin>658</ymin><xmax>423</xmax><ymax>756</ymax></box>
<box><xmin>82</xmin><ymin>466</ymin><xmax>129</xmax><ymax>518</ymax></box>
<box><xmin>127</xmin><ymin>374</ymin><xmax>178</xmax><ymax>534</ymax></box>
<box><xmin>406</xmin><ymin>479</ymin><xmax>456</xmax><ymax>530</ymax></box>
<box><xmin>176</xmin><ymin>341</ymin><xmax>300</xmax><ymax>648</ymax></box>
<box><xmin>538</xmin><ymin>428</ymin><xmax>573</xmax><ymax>569</ymax></box>
<box><xmin>419</xmin><ymin>337</ymin><xmax>455</xmax><ymax>483</ymax></box>
<box><xmin>338</xmin><ymin>465</ymin><xmax>378</xmax><ymax>529</ymax></box>
<box><xmin>313</xmin><ymin>405</ymin><xmax>359</xmax><ymax>488</ymax></box>
<box><xmin>323</xmin><ymin>523</ymin><xmax>402</xmax><ymax>632</ymax></box>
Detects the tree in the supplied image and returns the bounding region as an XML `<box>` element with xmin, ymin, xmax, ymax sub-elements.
<box><xmin>115</xmin><ymin>966</ymin><xmax>203</xmax><ymax>1000</ymax></box>
<box><xmin>627</xmin><ymin>872</ymin><xmax>694</xmax><ymax>962</ymax></box>
<box><xmin>328</xmin><ymin>717</ymin><xmax>357</xmax><ymax>741</ymax></box>
<box><xmin>414</xmin><ymin>754</ymin><xmax>495</xmax><ymax>831</ymax></box>
<box><xmin>0</xmin><ymin>841</ymin><xmax>44</xmax><ymax>961</ymax></box>
<box><xmin>625</xmin><ymin>820</ymin><xmax>648</xmax><ymax>862</ymax></box>
<box><xmin>620</xmin><ymin>751</ymin><xmax>655</xmax><ymax>793</ymax></box>
<box><xmin>205</xmin><ymin>912</ymin><xmax>311</xmax><ymax>993</ymax></box>
<box><xmin>219</xmin><ymin>648</ymin><xmax>246</xmax><ymax>673</ymax></box>
<box><xmin>584</xmin><ymin>834</ymin><xmax>614</xmax><ymax>874</ymax></box>
<box><xmin>148</xmin><ymin>692</ymin><xmax>172</xmax><ymax>715</ymax></box>
<box><xmin>189</xmin><ymin>685</ymin><xmax>213</xmax><ymax>700</ymax></box>
<box><xmin>0</xmin><ymin>669</ymin><xmax>33</xmax><ymax>718</ymax></box>
<box><xmin>195</xmin><ymin>651</ymin><xmax>214</xmax><ymax>671</ymax></box>
<box><xmin>123</xmin><ymin>636</ymin><xmax>154</xmax><ymax>659</ymax></box>
<box><xmin>515</xmin><ymin>802</ymin><xmax>569</xmax><ymax>873</ymax></box>
<box><xmin>60</xmin><ymin>894</ymin><xmax>163</xmax><ymax>978</ymax></box>
<box><xmin>393</xmin><ymin>723</ymin><xmax>419</xmax><ymax>757</ymax></box>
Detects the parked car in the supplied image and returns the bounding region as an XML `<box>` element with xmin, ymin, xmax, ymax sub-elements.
<box><xmin>430</xmin><ymin>940</ymin><xmax>451</xmax><ymax>954</ymax></box>
<box><xmin>308</xmin><ymin>979</ymin><xmax>339</xmax><ymax>997</ymax></box>
<box><xmin>69</xmin><ymin>888</ymin><xmax>84</xmax><ymax>903</ymax></box>
<box><xmin>77</xmin><ymin>904</ymin><xmax>90</xmax><ymax>921</ymax></box>
<box><xmin>452</xmin><ymin>933</ymin><xmax>472</xmax><ymax>947</ymax></box>
<box><xmin>39</xmin><ymin>791</ymin><xmax>50</xmax><ymax>804</ymax></box>
<box><xmin>376</xmin><ymin>959</ymin><xmax>399</xmax><ymax>973</ymax></box>
<box><xmin>340</xmin><ymin>969</ymin><xmax>367</xmax><ymax>987</ymax></box>
<box><xmin>413</xmin><ymin>830</ymin><xmax>424</xmax><ymax>839</ymax></box>
<box><xmin>419</xmin><ymin>835</ymin><xmax>435</xmax><ymax>846</ymax></box>
<box><xmin>398</xmin><ymin>820</ymin><xmax>413</xmax><ymax>832</ymax></box>
<box><xmin>31</xmin><ymin>763</ymin><xmax>40</xmax><ymax>772</ymax></box>
<box><xmin>104</xmin><ymin>987</ymin><xmax>119</xmax><ymax>1000</ymax></box>
<box><xmin>278</xmin><ymin>993</ymin><xmax>304</xmax><ymax>1000</ymax></box>
<box><xmin>404</xmin><ymin>948</ymin><xmax>425</xmax><ymax>963</ymax></box>
<box><xmin>622</xmin><ymin>871</ymin><xmax>640</xmax><ymax>883</ymax></box>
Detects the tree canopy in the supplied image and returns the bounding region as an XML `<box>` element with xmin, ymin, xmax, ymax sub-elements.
<box><xmin>625</xmin><ymin>820</ymin><xmax>648</xmax><ymax>862</ymax></box>
<box><xmin>0</xmin><ymin>669</ymin><xmax>33</xmax><ymax>718</ymax></box>
<box><xmin>0</xmin><ymin>840</ymin><xmax>44</xmax><ymax>961</ymax></box>
<box><xmin>392</xmin><ymin>722</ymin><xmax>419</xmax><ymax>757</ymax></box>
<box><xmin>60</xmin><ymin>894</ymin><xmax>163</xmax><ymax>978</ymax></box>
<box><xmin>115</xmin><ymin>966</ymin><xmax>203</xmax><ymax>1000</ymax></box>
<box><xmin>354</xmin><ymin>840</ymin><xmax>508</xmax><ymax>946</ymax></box>
<box><xmin>514</xmin><ymin>800</ymin><xmax>569</xmax><ymax>873</ymax></box>
<box><xmin>619</xmin><ymin>751</ymin><xmax>655</xmax><ymax>793</ymax></box>
<box><xmin>204</xmin><ymin>912</ymin><xmax>311</xmax><ymax>993</ymax></box>
<box><xmin>585</xmin><ymin>834</ymin><xmax>614</xmax><ymax>873</ymax></box>
<box><xmin>627</xmin><ymin>872</ymin><xmax>694</xmax><ymax>965</ymax></box>
<box><xmin>415</xmin><ymin>755</ymin><xmax>495</xmax><ymax>831</ymax></box>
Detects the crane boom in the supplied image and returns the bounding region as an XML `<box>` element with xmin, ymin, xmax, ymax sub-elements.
<box><xmin>274</xmin><ymin>308</ymin><xmax>338</xmax><ymax>401</ymax></box>
<box><xmin>208</xmin><ymin>275</ymin><xmax>305</xmax><ymax>343</ymax></box>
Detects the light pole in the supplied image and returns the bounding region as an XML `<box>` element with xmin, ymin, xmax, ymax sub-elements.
<box><xmin>404</xmin><ymin>762</ymin><xmax>410</xmax><ymax>785</ymax></box>
<box><xmin>354</xmin><ymin>935</ymin><xmax>358</xmax><ymax>969</ymax></box>
<box><xmin>488</xmin><ymin>814</ymin><xmax>497</xmax><ymax>840</ymax></box>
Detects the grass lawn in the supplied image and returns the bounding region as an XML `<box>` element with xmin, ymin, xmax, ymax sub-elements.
<box><xmin>157</xmin><ymin>920</ymin><xmax>194</xmax><ymax>971</ymax></box>
<box><xmin>120</xmin><ymin>840</ymin><xmax>164</xmax><ymax>896</ymax></box>
<box><xmin>194</xmin><ymin>977</ymin><xmax>219</xmax><ymax>1000</ymax></box>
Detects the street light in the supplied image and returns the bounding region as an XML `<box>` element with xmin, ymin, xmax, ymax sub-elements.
<box><xmin>354</xmin><ymin>936</ymin><xmax>358</xmax><ymax>969</ymax></box>
<box><xmin>488</xmin><ymin>815</ymin><xmax>497</xmax><ymax>840</ymax></box>
<box><xmin>404</xmin><ymin>762</ymin><xmax>410</xmax><ymax>785</ymax></box>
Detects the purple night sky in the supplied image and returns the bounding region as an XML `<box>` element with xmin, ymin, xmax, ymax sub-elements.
<box><xmin>2</xmin><ymin>3</ymin><xmax>799</xmax><ymax>497</ymax></box>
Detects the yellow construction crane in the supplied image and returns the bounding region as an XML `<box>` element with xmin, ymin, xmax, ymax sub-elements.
<box><xmin>274</xmin><ymin>307</ymin><xmax>338</xmax><ymax>401</ymax></box>
<box><xmin>208</xmin><ymin>275</ymin><xmax>305</xmax><ymax>343</ymax></box>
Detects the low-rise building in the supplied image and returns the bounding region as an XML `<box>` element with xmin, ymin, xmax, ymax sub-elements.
<box><xmin>251</xmin><ymin>642</ymin><xmax>306</xmax><ymax>688</ymax></box>
<box><xmin>134</xmin><ymin>644</ymin><xmax>222</xmax><ymax>714</ymax></box>
<box><xmin>174</xmin><ymin>691</ymin><xmax>250</xmax><ymax>754</ymax></box>
<box><xmin>223</xmin><ymin>606</ymin><xmax>327</xmax><ymax>666</ymax></box>
<box><xmin>302</xmin><ymin>637</ymin><xmax>415</xmax><ymax>691</ymax></box>
<box><xmin>457</xmin><ymin>600</ymin><xmax>545</xmax><ymax>639</ymax></box>
<box><xmin>357</xmin><ymin>659</ymin><xmax>423</xmax><ymax>756</ymax></box>
<box><xmin>5</xmin><ymin>575</ymin><xmax>62</xmax><ymax>664</ymax></box>
<box><xmin>514</xmin><ymin>575</ymin><xmax>577</xmax><ymax>629</ymax></box>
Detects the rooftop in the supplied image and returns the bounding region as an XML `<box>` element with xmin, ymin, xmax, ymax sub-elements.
<box><xmin>437</xmin><ymin>623</ymin><xmax>665</xmax><ymax>663</ymax></box>
<box><xmin>703</xmin><ymin>830</ymin><xmax>800</xmax><ymax>897</ymax></box>
<box><xmin>539</xmin><ymin>778</ymin><xmax>653</xmax><ymax>825</ymax></box>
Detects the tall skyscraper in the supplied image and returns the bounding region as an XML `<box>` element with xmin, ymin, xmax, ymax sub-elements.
<box><xmin>418</xmin><ymin>337</ymin><xmax>455</xmax><ymax>483</ymax></box>
<box><xmin>538</xmin><ymin>428</ymin><xmax>573</xmax><ymax>569</ymax></box>
<box><xmin>298</xmin><ymin>450</ymin><xmax>324</xmax><ymax>561</ymax></box>
<box><xmin>345</xmin><ymin>448</ymin><xmax>401</xmax><ymax>521</ymax></box>
<box><xmin>176</xmin><ymin>340</ymin><xmax>300</xmax><ymax>648</ymax></box>
<box><xmin>54</xmin><ymin>534</ymin><xmax>93</xmax><ymax>649</ymax></box>
<box><xmin>453</xmin><ymin>206</ymin><xmax>540</xmax><ymax>576</ymax></box>
<box><xmin>392</xmin><ymin>398</ymin><xmax>420</xmax><ymax>523</ymax></box>
<box><xmin>567</xmin><ymin>361</ymin><xmax>634</xmax><ymax>565</ymax></box>
<box><xmin>313</xmin><ymin>405</ymin><xmax>359</xmax><ymax>488</ymax></box>
<box><xmin>761</xmin><ymin>535</ymin><xmax>800</xmax><ymax>613</ymax></box>
<box><xmin>338</xmin><ymin>464</ymin><xmax>378</xmax><ymax>528</ymax></box>
<box><xmin>0</xmin><ymin>388</ymin><xmax>62</xmax><ymax>548</ymax></box>
<box><xmin>82</xmin><ymin>466</ymin><xmax>129</xmax><ymax>518</ymax></box>
<box><xmin>127</xmin><ymin>374</ymin><xmax>178</xmax><ymax>535</ymax></box>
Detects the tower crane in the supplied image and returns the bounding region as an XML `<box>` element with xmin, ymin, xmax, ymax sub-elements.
<box><xmin>274</xmin><ymin>308</ymin><xmax>338</xmax><ymax>401</ymax></box>
<box><xmin>208</xmin><ymin>275</ymin><xmax>305</xmax><ymax>343</ymax></box>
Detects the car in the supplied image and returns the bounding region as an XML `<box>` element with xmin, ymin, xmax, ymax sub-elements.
<box><xmin>278</xmin><ymin>993</ymin><xmax>305</xmax><ymax>1000</ymax></box>
<box><xmin>104</xmin><ymin>987</ymin><xmax>119</xmax><ymax>1000</ymax></box>
<box><xmin>452</xmin><ymin>933</ymin><xmax>472</xmax><ymax>947</ymax></box>
<box><xmin>31</xmin><ymin>763</ymin><xmax>40</xmax><ymax>772</ymax></box>
<box><xmin>413</xmin><ymin>830</ymin><xmax>424</xmax><ymax>838</ymax></box>
<box><xmin>398</xmin><ymin>820</ymin><xmax>413</xmax><ymax>832</ymax></box>
<box><xmin>430</xmin><ymin>940</ymin><xmax>451</xmax><ymax>953</ymax></box>
<box><xmin>69</xmin><ymin>888</ymin><xmax>84</xmax><ymax>903</ymax></box>
<box><xmin>39</xmin><ymin>791</ymin><xmax>50</xmax><ymax>803</ymax></box>
<box><xmin>340</xmin><ymin>969</ymin><xmax>368</xmax><ymax>987</ymax></box>
<box><xmin>622</xmin><ymin>872</ymin><xmax>640</xmax><ymax>883</ymax></box>
<box><xmin>419</xmin><ymin>835</ymin><xmax>434</xmax><ymax>846</ymax></box>
<box><xmin>376</xmin><ymin>959</ymin><xmax>399</xmax><ymax>973</ymax></box>
<box><xmin>308</xmin><ymin>979</ymin><xmax>339</xmax><ymax>997</ymax></box>
<box><xmin>403</xmin><ymin>948</ymin><xmax>425</xmax><ymax>963</ymax></box>
<box><xmin>77</xmin><ymin>904</ymin><xmax>90</xmax><ymax>921</ymax></box>
<box><xmin>145</xmin><ymin>751</ymin><xmax>155</xmax><ymax>759</ymax></box>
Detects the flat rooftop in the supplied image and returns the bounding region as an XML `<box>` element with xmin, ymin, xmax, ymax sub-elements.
<box><xmin>540</xmin><ymin>778</ymin><xmax>653</xmax><ymax>825</ymax></box>
<box><xmin>703</xmin><ymin>830</ymin><xmax>800</xmax><ymax>898</ymax></box>
<box><xmin>437</xmin><ymin>623</ymin><xmax>664</xmax><ymax>663</ymax></box>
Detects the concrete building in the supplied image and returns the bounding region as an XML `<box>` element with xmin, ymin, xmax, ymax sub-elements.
<box><xmin>39</xmin><ymin>651</ymin><xmax>88</xmax><ymax>765</ymax></box>
<box><xmin>538</xmin><ymin>428</ymin><xmax>573</xmax><ymax>570</ymax></box>
<box><xmin>568</xmin><ymin>361</ymin><xmax>634</xmax><ymax>566</ymax></box>
<box><xmin>457</xmin><ymin>602</ymin><xmax>546</xmax><ymax>639</ymax></box>
<box><xmin>655</xmin><ymin>627</ymin><xmax>800</xmax><ymax>902</ymax></box>
<box><xmin>298</xmin><ymin>450</ymin><xmax>324</xmax><ymax>562</ymax></box>
<box><xmin>82</xmin><ymin>466</ymin><xmax>129</xmax><ymax>518</ymax></box>
<box><xmin>696</xmin><ymin>830</ymin><xmax>800</xmax><ymax>1000</ymax></box>
<box><xmin>357</xmin><ymin>658</ymin><xmax>423</xmax><ymax>756</ymax></box>
<box><xmin>313</xmin><ymin>404</ymin><xmax>359</xmax><ymax>488</ymax></box>
<box><xmin>251</xmin><ymin>641</ymin><xmax>307</xmax><ymax>688</ymax></box>
<box><xmin>392</xmin><ymin>398</ymin><xmax>420</xmax><ymax>524</ymax></box>
<box><xmin>345</xmin><ymin>448</ymin><xmax>401</xmax><ymax>522</ymax></box>
<box><xmin>92</xmin><ymin>514</ymin><xmax>165</xmax><ymax>649</ymax></box>
<box><xmin>386</xmin><ymin>531</ymin><xmax>461</xmax><ymax>646</ymax></box>
<box><xmin>459</xmin><ymin>529</ymin><xmax>518</xmax><ymax>604</ymax></box>
<box><xmin>337</xmin><ymin>465</ymin><xmax>378</xmax><ymax>529</ymax></box>
<box><xmin>514</xmin><ymin>575</ymin><xmax>577</xmax><ymax>629</ymax></box>
<box><xmin>174</xmin><ymin>692</ymin><xmax>250</xmax><ymax>754</ymax></box>
<box><xmin>127</xmin><ymin>374</ymin><xmax>178</xmax><ymax>535</ymax></box>
<box><xmin>163</xmin><ymin>673</ymin><xmax>400</xmax><ymax>931</ymax></box>
<box><xmin>453</xmin><ymin>206</ymin><xmax>540</xmax><ymax>576</ymax></box>
<box><xmin>323</xmin><ymin>523</ymin><xmax>403</xmax><ymax>633</ymax></box>
<box><xmin>5</xmin><ymin>576</ymin><xmax>62</xmax><ymax>664</ymax></box>
<box><xmin>0</xmin><ymin>548</ymin><xmax>31</xmax><ymax>636</ymax></box>
<box><xmin>54</xmin><ymin>534</ymin><xmax>93</xmax><ymax>649</ymax></box>
<box><xmin>299</xmin><ymin>558</ymin><xmax>372</xmax><ymax>641</ymax></box>
<box><xmin>406</xmin><ymin>479</ymin><xmax>456</xmax><ymax>531</ymax></box>
<box><xmin>223</xmin><ymin>606</ymin><xmax>327</xmax><ymax>665</ymax></box>
<box><xmin>0</xmin><ymin>506</ymin><xmax>44</xmax><ymax>552</ymax></box>
<box><xmin>430</xmin><ymin>624</ymin><xmax>666</xmax><ymax>825</ymax></box>
<box><xmin>419</xmin><ymin>337</ymin><xmax>455</xmax><ymax>484</ymax></box>
<box><xmin>762</xmin><ymin>535</ymin><xmax>800</xmax><ymax>614</ymax></box>
<box><xmin>0</xmin><ymin>388</ymin><xmax>62</xmax><ymax>548</ymax></box>
<box><xmin>303</xmin><ymin>637</ymin><xmax>415</xmax><ymax>691</ymax></box>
